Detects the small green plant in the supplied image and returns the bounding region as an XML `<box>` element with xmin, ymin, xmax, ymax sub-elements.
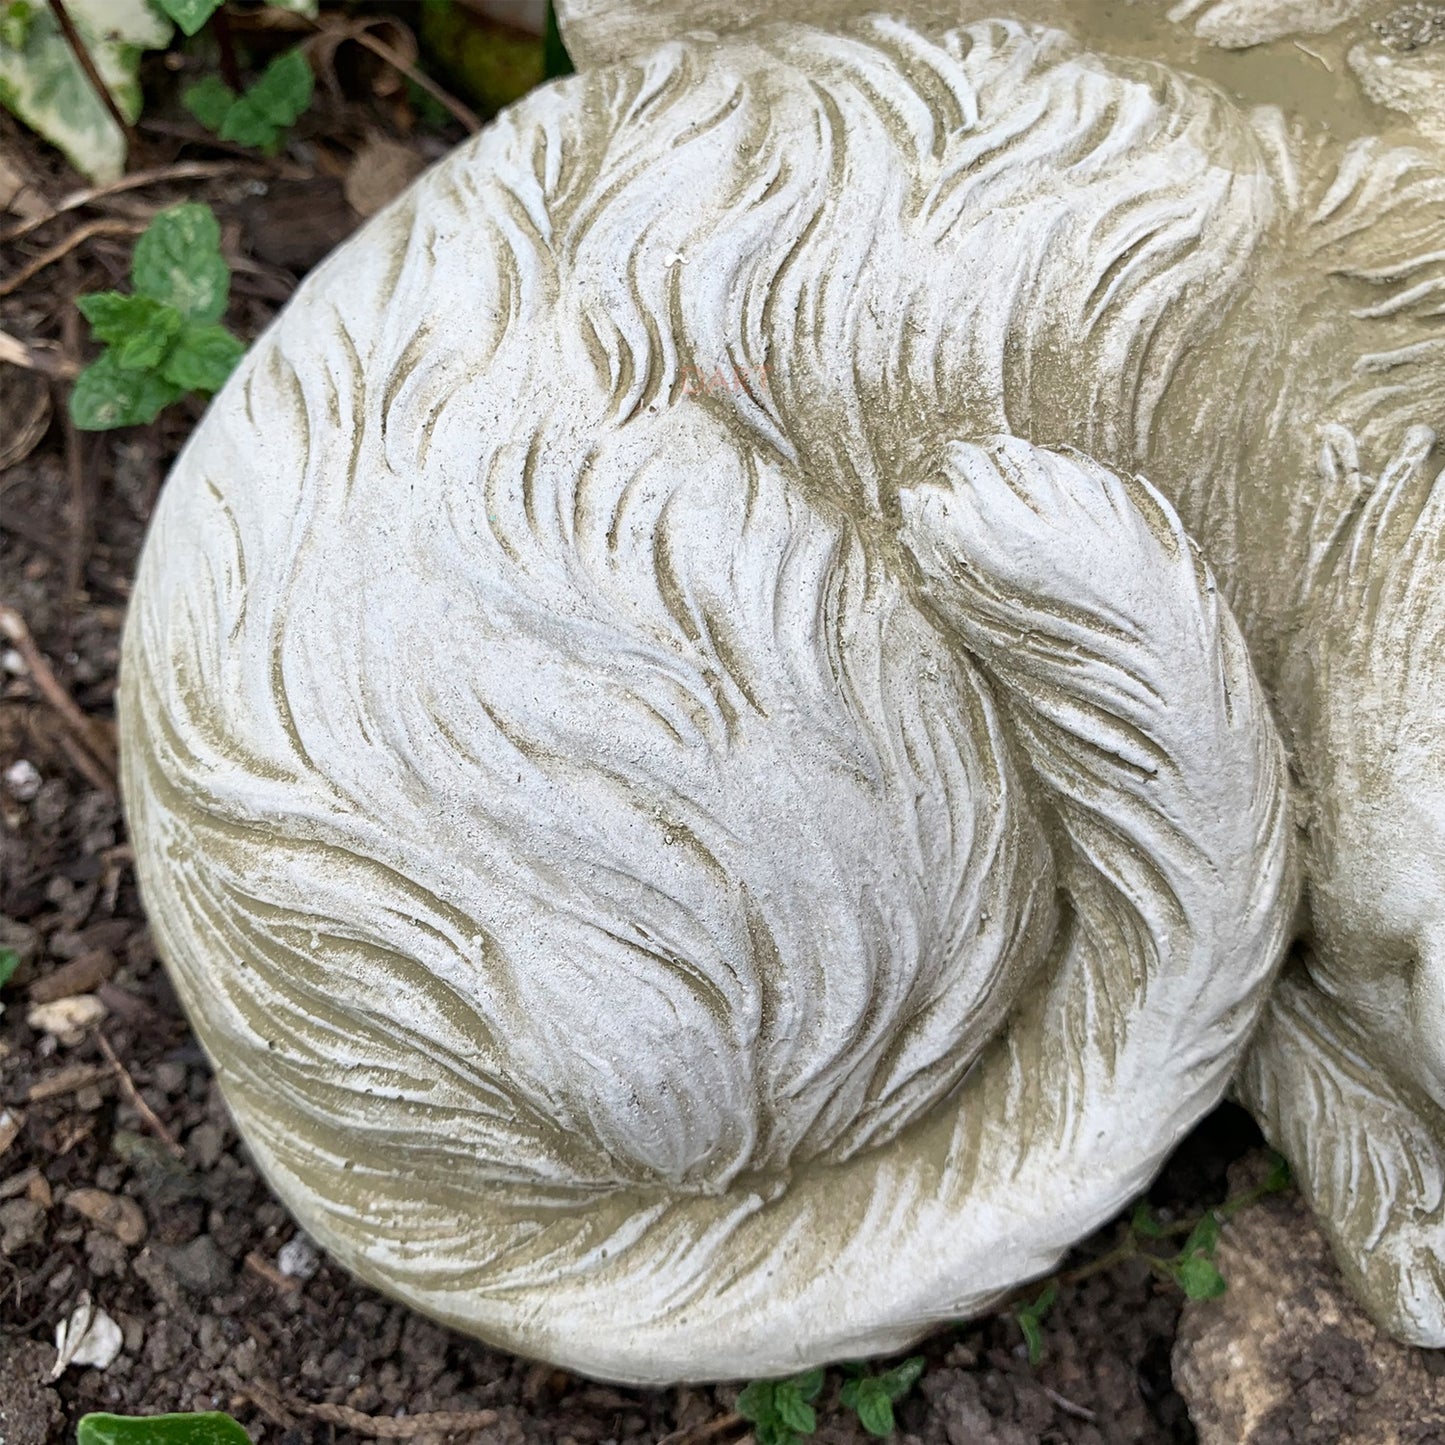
<box><xmin>1013</xmin><ymin>1283</ymin><xmax>1056</xmax><ymax>1366</ymax></box>
<box><xmin>183</xmin><ymin>48</ymin><xmax>313</xmax><ymax>153</ymax></box>
<box><xmin>1008</xmin><ymin>1150</ymin><xmax>1293</xmax><ymax>1364</ymax></box>
<box><xmin>70</xmin><ymin>201</ymin><xmax>244</xmax><ymax>431</ymax></box>
<box><xmin>0</xmin><ymin>947</ymin><xmax>19</xmax><ymax>989</ymax></box>
<box><xmin>77</xmin><ymin>1411</ymin><xmax>250</xmax><ymax>1445</ymax></box>
<box><xmin>736</xmin><ymin>1368</ymin><xmax>825</xmax><ymax>1445</ymax></box>
<box><xmin>839</xmin><ymin>1355</ymin><xmax>926</xmax><ymax>1438</ymax></box>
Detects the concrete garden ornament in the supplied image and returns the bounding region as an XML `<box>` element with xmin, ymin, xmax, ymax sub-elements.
<box><xmin>119</xmin><ymin>0</ymin><xmax>1442</xmax><ymax>1382</ymax></box>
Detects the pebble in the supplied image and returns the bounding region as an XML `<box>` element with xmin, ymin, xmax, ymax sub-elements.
<box><xmin>4</xmin><ymin>759</ymin><xmax>41</xmax><ymax>801</ymax></box>
<box><xmin>186</xmin><ymin>1121</ymin><xmax>226</xmax><ymax>1171</ymax></box>
<box><xmin>63</xmin><ymin>1187</ymin><xmax>147</xmax><ymax>1246</ymax></box>
<box><xmin>162</xmin><ymin>1234</ymin><xmax>234</xmax><ymax>1296</ymax></box>
<box><xmin>277</xmin><ymin>1233</ymin><xmax>321</xmax><ymax>1280</ymax></box>
<box><xmin>152</xmin><ymin>1061</ymin><xmax>188</xmax><ymax>1096</ymax></box>
<box><xmin>0</xmin><ymin>1196</ymin><xmax>44</xmax><ymax>1255</ymax></box>
<box><xmin>25</xmin><ymin>994</ymin><xmax>108</xmax><ymax>1046</ymax></box>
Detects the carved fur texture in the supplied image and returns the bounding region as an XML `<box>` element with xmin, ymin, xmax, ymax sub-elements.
<box><xmin>122</xmin><ymin>19</ymin><xmax>1298</xmax><ymax>1380</ymax></box>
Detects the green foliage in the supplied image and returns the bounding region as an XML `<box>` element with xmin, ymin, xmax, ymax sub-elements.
<box><xmin>183</xmin><ymin>48</ymin><xmax>313</xmax><ymax>153</ymax></box>
<box><xmin>156</xmin><ymin>0</ymin><xmax>223</xmax><ymax>37</ymax></box>
<box><xmin>736</xmin><ymin>1369</ymin><xmax>824</xmax><ymax>1445</ymax></box>
<box><xmin>0</xmin><ymin>0</ymin><xmax>171</xmax><ymax>181</ymax></box>
<box><xmin>1166</xmin><ymin>1212</ymin><xmax>1227</xmax><ymax>1300</ymax></box>
<box><xmin>839</xmin><ymin>1356</ymin><xmax>927</xmax><ymax>1438</ymax></box>
<box><xmin>71</xmin><ymin>202</ymin><xmax>244</xmax><ymax>431</ymax></box>
<box><xmin>1012</xmin><ymin>1283</ymin><xmax>1057</xmax><ymax>1367</ymax></box>
<box><xmin>0</xmin><ymin>948</ymin><xmax>19</xmax><ymax>990</ymax></box>
<box><xmin>77</xmin><ymin>1412</ymin><xmax>250</xmax><ymax>1445</ymax></box>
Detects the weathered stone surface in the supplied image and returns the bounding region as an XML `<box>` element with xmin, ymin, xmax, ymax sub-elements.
<box><xmin>1173</xmin><ymin>1159</ymin><xmax>1445</xmax><ymax>1444</ymax></box>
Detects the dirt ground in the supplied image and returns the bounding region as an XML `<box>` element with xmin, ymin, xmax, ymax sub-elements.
<box><xmin>1</xmin><ymin>40</ymin><xmax>1275</xmax><ymax>1445</ymax></box>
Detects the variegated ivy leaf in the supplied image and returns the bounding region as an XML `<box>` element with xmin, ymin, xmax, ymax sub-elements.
<box><xmin>0</xmin><ymin>0</ymin><xmax>172</xmax><ymax>182</ymax></box>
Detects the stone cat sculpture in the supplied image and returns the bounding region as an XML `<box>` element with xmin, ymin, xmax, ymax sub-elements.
<box><xmin>119</xmin><ymin>2</ymin><xmax>1439</xmax><ymax>1381</ymax></box>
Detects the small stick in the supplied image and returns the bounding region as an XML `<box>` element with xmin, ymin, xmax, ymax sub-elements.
<box><xmin>284</xmin><ymin>1397</ymin><xmax>501</xmax><ymax>1438</ymax></box>
<box><xmin>27</xmin><ymin>1063</ymin><xmax>115</xmax><ymax>1103</ymax></box>
<box><xmin>49</xmin><ymin>0</ymin><xmax>139</xmax><ymax>156</ymax></box>
<box><xmin>0</xmin><ymin>606</ymin><xmax>117</xmax><ymax>783</ymax></box>
<box><xmin>243</xmin><ymin>1250</ymin><xmax>300</xmax><ymax>1293</ymax></box>
<box><xmin>0</xmin><ymin>218</ymin><xmax>145</xmax><ymax>298</ymax></box>
<box><xmin>341</xmin><ymin>30</ymin><xmax>481</xmax><ymax>133</ymax></box>
<box><xmin>95</xmin><ymin>1032</ymin><xmax>187</xmax><ymax>1161</ymax></box>
<box><xmin>0</xmin><ymin>161</ymin><xmax>244</xmax><ymax>245</ymax></box>
<box><xmin>0</xmin><ymin>328</ymin><xmax>80</xmax><ymax>379</ymax></box>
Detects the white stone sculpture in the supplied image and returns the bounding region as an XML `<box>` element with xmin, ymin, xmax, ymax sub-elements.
<box><xmin>120</xmin><ymin>0</ymin><xmax>1440</xmax><ymax>1382</ymax></box>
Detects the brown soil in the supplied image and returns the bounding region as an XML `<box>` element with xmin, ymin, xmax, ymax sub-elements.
<box><xmin>1</xmin><ymin>73</ymin><xmax>1264</xmax><ymax>1445</ymax></box>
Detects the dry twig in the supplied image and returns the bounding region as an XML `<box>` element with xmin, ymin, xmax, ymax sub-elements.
<box><xmin>285</xmin><ymin>1395</ymin><xmax>501</xmax><ymax>1438</ymax></box>
<box><xmin>658</xmin><ymin>1413</ymin><xmax>748</xmax><ymax>1445</ymax></box>
<box><xmin>0</xmin><ymin>606</ymin><xmax>117</xmax><ymax>785</ymax></box>
<box><xmin>0</xmin><ymin>161</ymin><xmax>245</xmax><ymax>245</ymax></box>
<box><xmin>95</xmin><ymin>1032</ymin><xmax>187</xmax><ymax>1161</ymax></box>
<box><xmin>0</xmin><ymin>328</ymin><xmax>79</xmax><ymax>379</ymax></box>
<box><xmin>0</xmin><ymin>217</ymin><xmax>146</xmax><ymax>298</ymax></box>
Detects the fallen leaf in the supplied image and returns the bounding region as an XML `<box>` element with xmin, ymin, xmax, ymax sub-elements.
<box><xmin>344</xmin><ymin>134</ymin><xmax>427</xmax><ymax>217</ymax></box>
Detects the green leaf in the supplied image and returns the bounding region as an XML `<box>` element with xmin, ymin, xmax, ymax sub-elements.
<box><xmin>1180</xmin><ymin>1212</ymin><xmax>1221</xmax><ymax>1261</ymax></box>
<box><xmin>0</xmin><ymin>948</ymin><xmax>19</xmax><ymax>989</ymax></box>
<box><xmin>114</xmin><ymin>304</ymin><xmax>182</xmax><ymax>371</ymax></box>
<box><xmin>876</xmin><ymin>1356</ymin><xmax>926</xmax><ymax>1402</ymax></box>
<box><xmin>1017</xmin><ymin>1308</ymin><xmax>1046</xmax><ymax>1366</ymax></box>
<box><xmin>218</xmin><ymin>48</ymin><xmax>311</xmax><ymax>151</ymax></box>
<box><xmin>1263</xmin><ymin>1151</ymin><xmax>1292</xmax><ymax>1194</ymax></box>
<box><xmin>182</xmin><ymin>74</ymin><xmax>235</xmax><ymax>131</ymax></box>
<box><xmin>161</xmin><ymin>323</ymin><xmax>244</xmax><ymax>392</ymax></box>
<box><xmin>789</xmin><ymin>1369</ymin><xmax>825</xmax><ymax>1404</ymax></box>
<box><xmin>77</xmin><ymin>291</ymin><xmax>165</xmax><ymax>345</ymax></box>
<box><xmin>735</xmin><ymin>1381</ymin><xmax>774</xmax><ymax>1424</ymax></box>
<box><xmin>772</xmin><ymin>1384</ymin><xmax>815</xmax><ymax>1436</ymax></box>
<box><xmin>1131</xmin><ymin>1200</ymin><xmax>1165</xmax><ymax>1238</ymax></box>
<box><xmin>70</xmin><ymin>350</ymin><xmax>183</xmax><ymax>430</ymax></box>
<box><xmin>77</xmin><ymin>1411</ymin><xmax>251</xmax><ymax>1445</ymax></box>
<box><xmin>156</xmin><ymin>0</ymin><xmax>223</xmax><ymax>37</ymax></box>
<box><xmin>1173</xmin><ymin>1254</ymin><xmax>1227</xmax><ymax>1300</ymax></box>
<box><xmin>854</xmin><ymin>1380</ymin><xmax>896</xmax><ymax>1438</ymax></box>
<box><xmin>131</xmin><ymin>203</ymin><xmax>229</xmax><ymax>322</ymax></box>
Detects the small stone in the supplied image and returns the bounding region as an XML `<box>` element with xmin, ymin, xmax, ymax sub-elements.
<box><xmin>277</xmin><ymin>1233</ymin><xmax>321</xmax><ymax>1280</ymax></box>
<box><xmin>4</xmin><ymin>759</ymin><xmax>41</xmax><ymax>801</ymax></box>
<box><xmin>161</xmin><ymin>1234</ymin><xmax>234</xmax><ymax>1295</ymax></box>
<box><xmin>0</xmin><ymin>1106</ymin><xmax>23</xmax><ymax>1158</ymax></box>
<box><xmin>63</xmin><ymin>1188</ymin><xmax>147</xmax><ymax>1247</ymax></box>
<box><xmin>25</xmin><ymin>994</ymin><xmax>107</xmax><ymax>1047</ymax></box>
<box><xmin>0</xmin><ymin>1197</ymin><xmax>44</xmax><ymax>1255</ymax></box>
<box><xmin>152</xmin><ymin>1061</ymin><xmax>188</xmax><ymax>1096</ymax></box>
<box><xmin>186</xmin><ymin>1121</ymin><xmax>226</xmax><ymax>1171</ymax></box>
<box><xmin>84</xmin><ymin>1230</ymin><xmax>130</xmax><ymax>1279</ymax></box>
<box><xmin>51</xmin><ymin>1293</ymin><xmax>124</xmax><ymax>1377</ymax></box>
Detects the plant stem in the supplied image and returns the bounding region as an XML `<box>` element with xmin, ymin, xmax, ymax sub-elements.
<box><xmin>50</xmin><ymin>0</ymin><xmax>139</xmax><ymax>158</ymax></box>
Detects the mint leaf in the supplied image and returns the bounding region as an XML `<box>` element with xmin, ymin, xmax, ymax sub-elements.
<box><xmin>77</xmin><ymin>292</ymin><xmax>167</xmax><ymax>346</ymax></box>
<box><xmin>1174</xmin><ymin>1254</ymin><xmax>1227</xmax><ymax>1300</ymax></box>
<box><xmin>854</xmin><ymin>1380</ymin><xmax>895</xmax><ymax>1437</ymax></box>
<box><xmin>77</xmin><ymin>1410</ymin><xmax>251</xmax><ymax>1445</ymax></box>
<box><xmin>156</xmin><ymin>0</ymin><xmax>224</xmax><ymax>37</ymax></box>
<box><xmin>182</xmin><ymin>74</ymin><xmax>235</xmax><ymax>132</ymax></box>
<box><xmin>790</xmin><ymin>1369</ymin><xmax>825</xmax><ymax>1405</ymax></box>
<box><xmin>772</xmin><ymin>1384</ymin><xmax>815</xmax><ymax>1435</ymax></box>
<box><xmin>735</xmin><ymin>1381</ymin><xmax>773</xmax><ymax>1424</ymax></box>
<box><xmin>219</xmin><ymin>49</ymin><xmax>311</xmax><ymax>151</ymax></box>
<box><xmin>1263</xmin><ymin>1151</ymin><xmax>1292</xmax><ymax>1194</ymax></box>
<box><xmin>876</xmin><ymin>1356</ymin><xmax>925</xmax><ymax>1402</ymax></box>
<box><xmin>0</xmin><ymin>948</ymin><xmax>19</xmax><ymax>989</ymax></box>
<box><xmin>70</xmin><ymin>350</ymin><xmax>183</xmax><ymax>430</ymax></box>
<box><xmin>1131</xmin><ymin>1200</ymin><xmax>1165</xmax><ymax>1238</ymax></box>
<box><xmin>131</xmin><ymin>203</ymin><xmax>229</xmax><ymax>323</ymax></box>
<box><xmin>161</xmin><ymin>324</ymin><xmax>244</xmax><ymax>392</ymax></box>
<box><xmin>114</xmin><ymin>304</ymin><xmax>182</xmax><ymax>371</ymax></box>
<box><xmin>1180</xmin><ymin>1212</ymin><xmax>1221</xmax><ymax>1260</ymax></box>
